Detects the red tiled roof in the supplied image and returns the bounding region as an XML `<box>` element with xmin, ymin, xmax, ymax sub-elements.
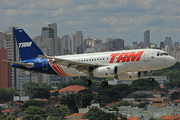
<box><xmin>13</xmin><ymin>102</ymin><xmax>23</xmax><ymax>105</ymax></box>
<box><xmin>173</xmin><ymin>99</ymin><xmax>180</xmax><ymax>103</ymax></box>
<box><xmin>50</xmin><ymin>85</ymin><xmax>86</xmax><ymax>94</ymax></box>
<box><xmin>66</xmin><ymin>113</ymin><xmax>85</xmax><ymax>118</ymax></box>
<box><xmin>40</xmin><ymin>99</ymin><xmax>47</xmax><ymax>102</ymax></box>
<box><xmin>1</xmin><ymin>108</ymin><xmax>22</xmax><ymax>113</ymax></box>
<box><xmin>161</xmin><ymin>115</ymin><xmax>180</xmax><ymax>120</ymax></box>
<box><xmin>106</xmin><ymin>102</ymin><xmax>120</xmax><ymax>107</ymax></box>
<box><xmin>118</xmin><ymin>117</ymin><xmax>138</xmax><ymax>120</ymax></box>
<box><xmin>160</xmin><ymin>86</ymin><xmax>165</xmax><ymax>89</ymax></box>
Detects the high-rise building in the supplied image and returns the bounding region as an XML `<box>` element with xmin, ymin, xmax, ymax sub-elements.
<box><xmin>160</xmin><ymin>42</ymin><xmax>164</xmax><ymax>50</ymax></box>
<box><xmin>144</xmin><ymin>30</ymin><xmax>150</xmax><ymax>47</ymax></box>
<box><xmin>42</xmin><ymin>23</ymin><xmax>58</xmax><ymax>55</ymax></box>
<box><xmin>0</xmin><ymin>48</ymin><xmax>11</xmax><ymax>88</ymax></box>
<box><xmin>104</xmin><ymin>38</ymin><xmax>113</xmax><ymax>51</ymax></box>
<box><xmin>113</xmin><ymin>38</ymin><xmax>124</xmax><ymax>50</ymax></box>
<box><xmin>0</xmin><ymin>27</ymin><xmax>19</xmax><ymax>87</ymax></box>
<box><xmin>71</xmin><ymin>31</ymin><xmax>83</xmax><ymax>54</ymax></box>
<box><xmin>164</xmin><ymin>37</ymin><xmax>172</xmax><ymax>47</ymax></box>
<box><xmin>132</xmin><ymin>42</ymin><xmax>138</xmax><ymax>49</ymax></box>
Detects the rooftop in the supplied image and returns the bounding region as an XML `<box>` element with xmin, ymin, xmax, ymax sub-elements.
<box><xmin>50</xmin><ymin>85</ymin><xmax>86</xmax><ymax>94</ymax></box>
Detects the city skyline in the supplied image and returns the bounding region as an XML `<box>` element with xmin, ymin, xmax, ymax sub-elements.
<box><xmin>1</xmin><ymin>0</ymin><xmax>180</xmax><ymax>46</ymax></box>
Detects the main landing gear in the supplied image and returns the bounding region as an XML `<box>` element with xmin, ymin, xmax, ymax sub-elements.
<box><xmin>148</xmin><ymin>70</ymin><xmax>154</xmax><ymax>82</ymax></box>
<box><xmin>84</xmin><ymin>79</ymin><xmax>108</xmax><ymax>87</ymax></box>
<box><xmin>84</xmin><ymin>68</ymin><xmax>108</xmax><ymax>87</ymax></box>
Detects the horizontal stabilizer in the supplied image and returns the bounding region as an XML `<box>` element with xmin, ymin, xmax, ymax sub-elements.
<box><xmin>2</xmin><ymin>60</ymin><xmax>34</xmax><ymax>68</ymax></box>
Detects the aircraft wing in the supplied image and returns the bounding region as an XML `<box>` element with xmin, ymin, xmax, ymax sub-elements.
<box><xmin>38</xmin><ymin>55</ymin><xmax>101</xmax><ymax>71</ymax></box>
<box><xmin>2</xmin><ymin>60</ymin><xmax>34</xmax><ymax>68</ymax></box>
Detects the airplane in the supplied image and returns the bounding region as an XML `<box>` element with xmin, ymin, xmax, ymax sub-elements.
<box><xmin>2</xmin><ymin>29</ymin><xmax>177</xmax><ymax>87</ymax></box>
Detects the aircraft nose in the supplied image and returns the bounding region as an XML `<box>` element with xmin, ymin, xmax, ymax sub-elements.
<box><xmin>171</xmin><ymin>56</ymin><xmax>177</xmax><ymax>66</ymax></box>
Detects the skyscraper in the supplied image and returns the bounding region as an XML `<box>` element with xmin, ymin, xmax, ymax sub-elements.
<box><xmin>0</xmin><ymin>27</ymin><xmax>19</xmax><ymax>87</ymax></box>
<box><xmin>144</xmin><ymin>30</ymin><xmax>150</xmax><ymax>47</ymax></box>
<box><xmin>0</xmin><ymin>48</ymin><xmax>11</xmax><ymax>88</ymax></box>
<box><xmin>71</xmin><ymin>31</ymin><xmax>83</xmax><ymax>54</ymax></box>
<box><xmin>164</xmin><ymin>37</ymin><xmax>172</xmax><ymax>47</ymax></box>
<box><xmin>113</xmin><ymin>38</ymin><xmax>124</xmax><ymax>50</ymax></box>
<box><xmin>42</xmin><ymin>23</ymin><xmax>58</xmax><ymax>55</ymax></box>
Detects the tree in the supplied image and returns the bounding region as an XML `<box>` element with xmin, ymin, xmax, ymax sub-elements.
<box><xmin>23</xmin><ymin>106</ymin><xmax>45</xmax><ymax>120</ymax></box>
<box><xmin>20</xmin><ymin>100</ymin><xmax>46</xmax><ymax>110</ymax></box>
<box><xmin>170</xmin><ymin>91</ymin><xmax>180</xmax><ymax>101</ymax></box>
<box><xmin>60</xmin><ymin>94</ymin><xmax>78</xmax><ymax>112</ymax></box>
<box><xmin>129</xmin><ymin>78</ymin><xmax>159</xmax><ymax>92</ymax></box>
<box><xmin>83</xmin><ymin>107</ymin><xmax>117</xmax><ymax>120</ymax></box>
<box><xmin>32</xmin><ymin>88</ymin><xmax>51</xmax><ymax>99</ymax></box>
<box><xmin>98</xmin><ymin>84</ymin><xmax>129</xmax><ymax>102</ymax></box>
<box><xmin>0</xmin><ymin>87</ymin><xmax>19</xmax><ymax>103</ymax></box>
<box><xmin>22</xmin><ymin>82</ymin><xmax>53</xmax><ymax>99</ymax></box>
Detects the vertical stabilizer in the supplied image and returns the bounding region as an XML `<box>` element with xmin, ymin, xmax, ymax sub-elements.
<box><xmin>14</xmin><ymin>29</ymin><xmax>44</xmax><ymax>60</ymax></box>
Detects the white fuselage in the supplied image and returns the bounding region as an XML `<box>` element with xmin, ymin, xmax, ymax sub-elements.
<box><xmin>52</xmin><ymin>49</ymin><xmax>177</xmax><ymax>77</ymax></box>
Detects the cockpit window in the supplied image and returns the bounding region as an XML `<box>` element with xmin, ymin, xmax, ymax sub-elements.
<box><xmin>157</xmin><ymin>52</ymin><xmax>168</xmax><ymax>56</ymax></box>
<box><xmin>164</xmin><ymin>53</ymin><xmax>168</xmax><ymax>55</ymax></box>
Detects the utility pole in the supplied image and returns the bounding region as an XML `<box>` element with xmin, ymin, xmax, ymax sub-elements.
<box><xmin>29</xmin><ymin>71</ymin><xmax>32</xmax><ymax>100</ymax></box>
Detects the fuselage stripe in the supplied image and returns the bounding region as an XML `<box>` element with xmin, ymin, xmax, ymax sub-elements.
<box><xmin>49</xmin><ymin>62</ymin><xmax>65</xmax><ymax>76</ymax></box>
<box><xmin>56</xmin><ymin>64</ymin><xmax>69</xmax><ymax>76</ymax></box>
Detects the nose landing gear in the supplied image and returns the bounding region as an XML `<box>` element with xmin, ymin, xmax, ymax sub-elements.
<box><xmin>148</xmin><ymin>70</ymin><xmax>154</xmax><ymax>82</ymax></box>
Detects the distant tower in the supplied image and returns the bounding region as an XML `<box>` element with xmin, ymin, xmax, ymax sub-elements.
<box><xmin>113</xmin><ymin>38</ymin><xmax>124</xmax><ymax>50</ymax></box>
<box><xmin>0</xmin><ymin>27</ymin><xmax>19</xmax><ymax>87</ymax></box>
<box><xmin>71</xmin><ymin>31</ymin><xmax>83</xmax><ymax>54</ymax></box>
<box><xmin>160</xmin><ymin>42</ymin><xmax>164</xmax><ymax>50</ymax></box>
<box><xmin>42</xmin><ymin>23</ymin><xmax>58</xmax><ymax>55</ymax></box>
<box><xmin>0</xmin><ymin>48</ymin><xmax>11</xmax><ymax>88</ymax></box>
<box><xmin>164</xmin><ymin>37</ymin><xmax>172</xmax><ymax>47</ymax></box>
<box><xmin>133</xmin><ymin>42</ymin><xmax>138</xmax><ymax>49</ymax></box>
<box><xmin>144</xmin><ymin>30</ymin><xmax>150</xmax><ymax>47</ymax></box>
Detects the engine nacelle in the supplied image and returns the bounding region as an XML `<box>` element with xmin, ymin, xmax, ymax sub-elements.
<box><xmin>115</xmin><ymin>72</ymin><xmax>141</xmax><ymax>80</ymax></box>
<box><xmin>89</xmin><ymin>66</ymin><xmax>117</xmax><ymax>78</ymax></box>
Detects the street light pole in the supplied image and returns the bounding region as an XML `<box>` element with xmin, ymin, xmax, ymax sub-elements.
<box><xmin>29</xmin><ymin>71</ymin><xmax>32</xmax><ymax>100</ymax></box>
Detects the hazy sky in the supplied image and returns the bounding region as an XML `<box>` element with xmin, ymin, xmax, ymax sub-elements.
<box><xmin>1</xmin><ymin>0</ymin><xmax>180</xmax><ymax>46</ymax></box>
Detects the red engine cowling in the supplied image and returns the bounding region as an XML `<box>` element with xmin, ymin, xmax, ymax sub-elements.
<box><xmin>115</xmin><ymin>72</ymin><xmax>141</xmax><ymax>80</ymax></box>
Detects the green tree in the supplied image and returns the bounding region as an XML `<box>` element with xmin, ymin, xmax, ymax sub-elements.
<box><xmin>83</xmin><ymin>107</ymin><xmax>117</xmax><ymax>120</ymax></box>
<box><xmin>129</xmin><ymin>78</ymin><xmax>159</xmax><ymax>92</ymax></box>
<box><xmin>20</xmin><ymin>100</ymin><xmax>45</xmax><ymax>110</ymax></box>
<box><xmin>98</xmin><ymin>84</ymin><xmax>129</xmax><ymax>102</ymax></box>
<box><xmin>23</xmin><ymin>106</ymin><xmax>45</xmax><ymax>120</ymax></box>
<box><xmin>60</xmin><ymin>94</ymin><xmax>78</xmax><ymax>112</ymax></box>
<box><xmin>22</xmin><ymin>82</ymin><xmax>53</xmax><ymax>99</ymax></box>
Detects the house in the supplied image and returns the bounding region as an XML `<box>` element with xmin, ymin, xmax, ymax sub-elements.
<box><xmin>152</xmin><ymin>98</ymin><xmax>167</xmax><ymax>107</ymax></box>
<box><xmin>161</xmin><ymin>114</ymin><xmax>180</xmax><ymax>120</ymax></box>
<box><xmin>1</xmin><ymin>108</ymin><xmax>22</xmax><ymax>115</ymax></box>
<box><xmin>172</xmin><ymin>99</ymin><xmax>180</xmax><ymax>107</ymax></box>
<box><xmin>4</xmin><ymin>101</ymin><xmax>23</xmax><ymax>108</ymax></box>
<box><xmin>122</xmin><ymin>91</ymin><xmax>157</xmax><ymax>101</ymax></box>
<box><xmin>106</xmin><ymin>102</ymin><xmax>121</xmax><ymax>108</ymax></box>
<box><xmin>118</xmin><ymin>117</ymin><xmax>138</xmax><ymax>120</ymax></box>
<box><xmin>65</xmin><ymin>113</ymin><xmax>88</xmax><ymax>120</ymax></box>
<box><xmin>50</xmin><ymin>85</ymin><xmax>86</xmax><ymax>96</ymax></box>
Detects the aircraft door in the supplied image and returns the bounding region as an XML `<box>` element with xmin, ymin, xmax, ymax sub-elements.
<box><xmin>42</xmin><ymin>59</ymin><xmax>48</xmax><ymax>70</ymax></box>
<box><xmin>144</xmin><ymin>50</ymin><xmax>150</xmax><ymax>62</ymax></box>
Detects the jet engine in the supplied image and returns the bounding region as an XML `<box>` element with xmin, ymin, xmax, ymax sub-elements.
<box><xmin>89</xmin><ymin>66</ymin><xmax>117</xmax><ymax>78</ymax></box>
<box><xmin>115</xmin><ymin>72</ymin><xmax>141</xmax><ymax>80</ymax></box>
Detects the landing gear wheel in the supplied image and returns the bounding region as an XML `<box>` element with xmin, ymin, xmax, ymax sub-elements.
<box><xmin>101</xmin><ymin>81</ymin><xmax>108</xmax><ymax>87</ymax></box>
<box><xmin>84</xmin><ymin>79</ymin><xmax>92</xmax><ymax>86</ymax></box>
<box><xmin>149</xmin><ymin>78</ymin><xmax>154</xmax><ymax>82</ymax></box>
